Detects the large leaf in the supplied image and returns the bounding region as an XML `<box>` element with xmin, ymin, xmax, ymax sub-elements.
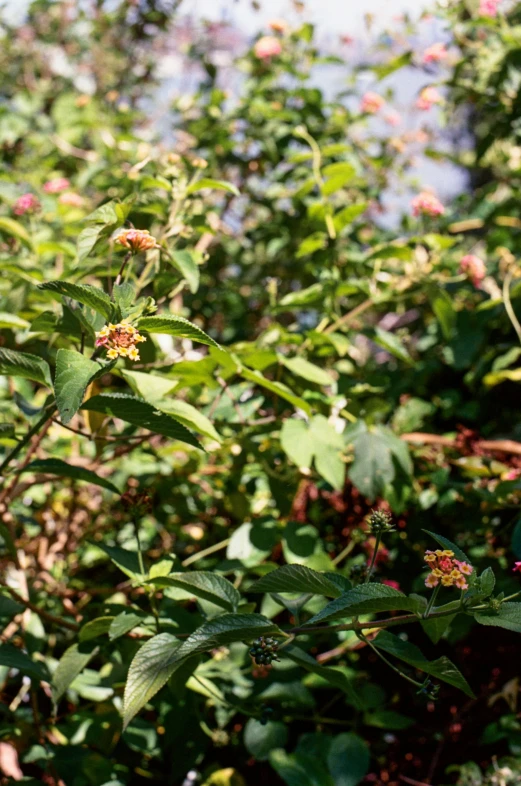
<box><xmin>154</xmin><ymin>399</ymin><xmax>221</xmax><ymax>442</ymax></box>
<box><xmin>0</xmin><ymin>644</ymin><xmax>49</xmax><ymax>681</ymax></box>
<box><xmin>123</xmin><ymin>634</ymin><xmax>194</xmax><ymax>728</ymax></box>
<box><xmin>244</xmin><ymin>719</ymin><xmax>288</xmax><ymax>762</ymax></box>
<box><xmin>305</xmin><ymin>584</ymin><xmax>421</xmax><ymax>626</ymax></box>
<box><xmin>475</xmin><ymin>603</ymin><xmax>521</xmax><ymax>633</ymax></box>
<box><xmin>149</xmin><ymin>572</ymin><xmax>240</xmax><ymax>612</ymax></box>
<box><xmin>373</xmin><ymin>630</ymin><xmax>475</xmax><ymax>697</ymax></box>
<box><xmin>39</xmin><ymin>281</ymin><xmax>112</xmax><ymax>319</ymax></box>
<box><xmin>327</xmin><ymin>733</ymin><xmax>369</xmax><ymax>786</ymax></box>
<box><xmin>270</xmin><ymin>749</ymin><xmax>334</xmax><ymax>786</ymax></box>
<box><xmin>251</xmin><ymin>565</ymin><xmax>343</xmax><ymax>598</ymax></box>
<box><xmin>54</xmin><ymin>349</ymin><xmax>109</xmax><ymax>424</ymax></box>
<box><xmin>175</xmin><ymin>613</ymin><xmax>282</xmax><ymax>662</ymax></box>
<box><xmin>52</xmin><ymin>643</ymin><xmax>99</xmax><ymax>704</ymax></box>
<box><xmin>81</xmin><ymin>393</ymin><xmax>201</xmax><ymax>448</ymax></box>
<box><xmin>280</xmin><ymin>419</ymin><xmax>314</xmax><ymax>469</ymax></box>
<box><xmin>21</xmin><ymin>458</ymin><xmax>121</xmax><ymax>494</ymax></box>
<box><xmin>346</xmin><ymin>422</ymin><xmax>411</xmax><ymax>501</ymax></box>
<box><xmin>0</xmin><ymin>348</ymin><xmax>52</xmax><ymax>387</ymax></box>
<box><xmin>137</xmin><ymin>315</ymin><xmax>220</xmax><ymax>348</ymax></box>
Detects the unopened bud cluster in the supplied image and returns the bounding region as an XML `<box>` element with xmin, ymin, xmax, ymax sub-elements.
<box><xmin>95</xmin><ymin>319</ymin><xmax>146</xmax><ymax>361</ymax></box>
<box><xmin>249</xmin><ymin>637</ymin><xmax>280</xmax><ymax>666</ymax></box>
<box><xmin>424</xmin><ymin>549</ymin><xmax>473</xmax><ymax>590</ymax></box>
<box><xmin>368</xmin><ymin>509</ymin><xmax>394</xmax><ymax>534</ymax></box>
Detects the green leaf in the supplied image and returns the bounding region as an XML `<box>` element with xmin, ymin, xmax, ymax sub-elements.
<box><xmin>240</xmin><ymin>367</ymin><xmax>311</xmax><ymax>415</ymax></box>
<box><xmin>123</xmin><ymin>633</ymin><xmax>191</xmax><ymax>729</ymax></box>
<box><xmin>479</xmin><ymin>567</ymin><xmax>495</xmax><ymax>598</ymax></box>
<box><xmin>280</xmin><ymin>419</ymin><xmax>314</xmax><ymax>469</ymax></box>
<box><xmin>281</xmin><ymin>356</ymin><xmax>334</xmax><ymax>387</ymax></box>
<box><xmin>149</xmin><ymin>572</ymin><xmax>240</xmax><ymax>612</ymax></box>
<box><xmin>475</xmin><ymin>602</ymin><xmax>521</xmax><ymax>633</ymax></box>
<box><xmin>0</xmin><ymin>644</ymin><xmax>49</xmax><ymax>681</ymax></box>
<box><xmin>270</xmin><ymin>749</ymin><xmax>334</xmax><ymax>786</ymax></box>
<box><xmin>422</xmin><ymin>530</ymin><xmax>472</xmax><ymax>565</ymax></box>
<box><xmin>154</xmin><ymin>399</ymin><xmax>221</xmax><ymax>442</ymax></box>
<box><xmin>305</xmin><ymin>584</ymin><xmax>421</xmax><ymax>626</ymax></box>
<box><xmin>167</xmin><ymin>250</ymin><xmax>200</xmax><ymax>294</ymax></box>
<box><xmin>52</xmin><ymin>643</ymin><xmax>99</xmax><ymax>704</ymax></box>
<box><xmin>251</xmin><ymin>565</ymin><xmax>343</xmax><ymax>598</ymax></box>
<box><xmin>296</xmin><ymin>232</ymin><xmax>328</xmax><ymax>258</ymax></box>
<box><xmin>309</xmin><ymin>415</ymin><xmax>345</xmax><ymax>490</ymax></box>
<box><xmin>39</xmin><ymin>281</ymin><xmax>112</xmax><ymax>319</ymax></box>
<box><xmin>363</xmin><ymin>710</ymin><xmax>414</xmax><ymax>730</ymax></box>
<box><xmin>373</xmin><ymin>328</ymin><xmax>413</xmax><ymax>365</ymax></box>
<box><xmin>373</xmin><ymin>630</ymin><xmax>475</xmax><ymax>697</ymax></box>
<box><xmin>54</xmin><ymin>349</ymin><xmax>109</xmax><ymax>424</ymax></box>
<box><xmin>421</xmin><ymin>600</ymin><xmax>460</xmax><ymax>644</ymax></box>
<box><xmin>186</xmin><ymin>178</ymin><xmax>239</xmax><ymax>196</ymax></box>
<box><xmin>96</xmin><ymin>543</ymin><xmax>144</xmax><ymax>579</ymax></box>
<box><xmin>0</xmin><ymin>595</ymin><xmax>24</xmax><ymax>618</ymax></box>
<box><xmin>78</xmin><ymin>617</ymin><xmax>114</xmax><ymax>642</ymax></box>
<box><xmin>0</xmin><ymin>347</ymin><xmax>52</xmax><ymax>387</ymax></box>
<box><xmin>0</xmin><ymin>312</ymin><xmax>30</xmax><ymax>329</ymax></box>
<box><xmin>333</xmin><ymin>203</ymin><xmax>368</xmax><ymax>233</ymax></box>
<box><xmin>285</xmin><ymin>645</ymin><xmax>362</xmax><ymax>709</ymax></box>
<box><xmin>347</xmin><ymin>423</ymin><xmax>410</xmax><ymax>501</ymax></box>
<box><xmin>109</xmin><ymin>612</ymin><xmax>145</xmax><ymax>640</ymax></box>
<box><xmin>430</xmin><ymin>288</ymin><xmax>456</xmax><ymax>340</ymax></box>
<box><xmin>21</xmin><ymin>459</ymin><xmax>121</xmax><ymax>494</ymax></box>
<box><xmin>327</xmin><ymin>733</ymin><xmax>369</xmax><ymax>786</ymax></box>
<box><xmin>81</xmin><ymin>393</ymin><xmax>201</xmax><ymax>449</ymax></box>
<box><xmin>244</xmin><ymin>719</ymin><xmax>288</xmax><ymax>761</ymax></box>
<box><xmin>120</xmin><ymin>369</ymin><xmax>178</xmax><ymax>401</ymax></box>
<box><xmin>175</xmin><ymin>613</ymin><xmax>282</xmax><ymax>662</ymax></box>
<box><xmin>0</xmin><ymin>216</ymin><xmax>32</xmax><ymax>248</ymax></box>
<box><xmin>113</xmin><ymin>283</ymin><xmax>135</xmax><ymax>318</ymax></box>
<box><xmin>137</xmin><ymin>315</ymin><xmax>220</xmax><ymax>348</ymax></box>
<box><xmin>279</xmin><ymin>283</ymin><xmax>324</xmax><ymax>308</ymax></box>
<box><xmin>322</xmin><ymin>162</ymin><xmax>356</xmax><ymax>195</ymax></box>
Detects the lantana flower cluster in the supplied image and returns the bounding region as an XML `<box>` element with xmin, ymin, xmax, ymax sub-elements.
<box><xmin>411</xmin><ymin>191</ymin><xmax>445</xmax><ymax>218</ymax></box>
<box><xmin>424</xmin><ymin>549</ymin><xmax>473</xmax><ymax>590</ymax></box>
<box><xmin>95</xmin><ymin>319</ymin><xmax>146</xmax><ymax>361</ymax></box>
<box><xmin>115</xmin><ymin>229</ymin><xmax>158</xmax><ymax>254</ymax></box>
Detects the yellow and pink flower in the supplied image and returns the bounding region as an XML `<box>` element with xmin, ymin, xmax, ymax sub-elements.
<box><xmin>411</xmin><ymin>191</ymin><xmax>445</xmax><ymax>218</ymax></box>
<box><xmin>95</xmin><ymin>320</ymin><xmax>146</xmax><ymax>362</ymax></box>
<box><xmin>423</xmin><ymin>548</ymin><xmax>473</xmax><ymax>591</ymax></box>
<box><xmin>361</xmin><ymin>92</ymin><xmax>385</xmax><ymax>114</ymax></box>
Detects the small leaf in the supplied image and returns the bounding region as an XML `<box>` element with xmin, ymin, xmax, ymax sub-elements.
<box><xmin>149</xmin><ymin>572</ymin><xmax>240</xmax><ymax>612</ymax></box>
<box><xmin>113</xmin><ymin>283</ymin><xmax>135</xmax><ymax>318</ymax></box>
<box><xmin>137</xmin><ymin>315</ymin><xmax>220</xmax><ymax>348</ymax></box>
<box><xmin>0</xmin><ymin>348</ymin><xmax>52</xmax><ymax>387</ymax></box>
<box><xmin>52</xmin><ymin>643</ymin><xmax>99</xmax><ymax>704</ymax></box>
<box><xmin>39</xmin><ymin>281</ymin><xmax>112</xmax><ymax>319</ymax></box>
<box><xmin>21</xmin><ymin>459</ymin><xmax>121</xmax><ymax>494</ymax></box>
<box><xmin>479</xmin><ymin>567</ymin><xmax>496</xmax><ymax>598</ymax></box>
<box><xmin>251</xmin><ymin>565</ymin><xmax>343</xmax><ymax>598</ymax></box>
<box><xmin>327</xmin><ymin>732</ymin><xmax>369</xmax><ymax>786</ymax></box>
<box><xmin>54</xmin><ymin>349</ymin><xmax>109</xmax><ymax>424</ymax></box>
<box><xmin>186</xmin><ymin>178</ymin><xmax>239</xmax><ymax>196</ymax></box>
<box><xmin>305</xmin><ymin>584</ymin><xmax>421</xmax><ymax>626</ymax></box>
<box><xmin>373</xmin><ymin>630</ymin><xmax>475</xmax><ymax>697</ymax></box>
<box><xmin>81</xmin><ymin>393</ymin><xmax>201</xmax><ymax>448</ymax></box>
<box><xmin>421</xmin><ymin>600</ymin><xmax>460</xmax><ymax>644</ymax></box>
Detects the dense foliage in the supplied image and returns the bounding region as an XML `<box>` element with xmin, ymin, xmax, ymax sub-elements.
<box><xmin>2</xmin><ymin>1</ymin><xmax>521</xmax><ymax>784</ymax></box>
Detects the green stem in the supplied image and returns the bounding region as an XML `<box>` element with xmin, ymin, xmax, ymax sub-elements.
<box><xmin>0</xmin><ymin>404</ymin><xmax>56</xmax><ymax>477</ymax></box>
<box><xmin>359</xmin><ymin>632</ymin><xmax>425</xmax><ymax>690</ymax></box>
<box><xmin>133</xmin><ymin>520</ymin><xmax>146</xmax><ymax>577</ymax></box>
<box><xmin>289</xmin><ymin>605</ymin><xmax>461</xmax><ymax>637</ymax></box>
<box><xmin>365</xmin><ymin>532</ymin><xmax>382</xmax><ymax>583</ymax></box>
<box><xmin>423</xmin><ymin>583</ymin><xmax>441</xmax><ymax>618</ymax></box>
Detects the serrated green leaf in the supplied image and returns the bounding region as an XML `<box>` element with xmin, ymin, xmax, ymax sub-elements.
<box><xmin>21</xmin><ymin>459</ymin><xmax>121</xmax><ymax>494</ymax></box>
<box><xmin>305</xmin><ymin>584</ymin><xmax>421</xmax><ymax>626</ymax></box>
<box><xmin>251</xmin><ymin>565</ymin><xmax>343</xmax><ymax>598</ymax></box>
<box><xmin>175</xmin><ymin>613</ymin><xmax>282</xmax><ymax>663</ymax></box>
<box><xmin>475</xmin><ymin>602</ymin><xmax>521</xmax><ymax>632</ymax></box>
<box><xmin>0</xmin><ymin>347</ymin><xmax>52</xmax><ymax>387</ymax></box>
<box><xmin>149</xmin><ymin>571</ymin><xmax>240</xmax><ymax>612</ymax></box>
<box><xmin>39</xmin><ymin>281</ymin><xmax>112</xmax><ymax>319</ymax></box>
<box><xmin>186</xmin><ymin>178</ymin><xmax>239</xmax><ymax>196</ymax></box>
<box><xmin>81</xmin><ymin>393</ymin><xmax>201</xmax><ymax>449</ymax></box>
<box><xmin>52</xmin><ymin>643</ymin><xmax>99</xmax><ymax>704</ymax></box>
<box><xmin>113</xmin><ymin>283</ymin><xmax>135</xmax><ymax>318</ymax></box>
<box><xmin>137</xmin><ymin>315</ymin><xmax>220</xmax><ymax>348</ymax></box>
<box><xmin>373</xmin><ymin>630</ymin><xmax>475</xmax><ymax>697</ymax></box>
<box><xmin>479</xmin><ymin>567</ymin><xmax>495</xmax><ymax>597</ymax></box>
<box><xmin>54</xmin><ymin>349</ymin><xmax>109</xmax><ymax>424</ymax></box>
<box><xmin>0</xmin><ymin>644</ymin><xmax>49</xmax><ymax>681</ymax></box>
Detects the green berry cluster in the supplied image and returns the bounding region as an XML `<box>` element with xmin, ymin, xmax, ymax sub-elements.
<box><xmin>368</xmin><ymin>509</ymin><xmax>394</xmax><ymax>534</ymax></box>
<box><xmin>249</xmin><ymin>636</ymin><xmax>280</xmax><ymax>666</ymax></box>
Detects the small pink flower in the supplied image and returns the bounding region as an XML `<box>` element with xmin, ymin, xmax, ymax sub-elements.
<box><xmin>505</xmin><ymin>469</ymin><xmax>521</xmax><ymax>481</ymax></box>
<box><xmin>513</xmin><ymin>562</ymin><xmax>521</xmax><ymax>573</ymax></box>
<box><xmin>340</xmin><ymin>35</ymin><xmax>354</xmax><ymax>45</ymax></box>
<box><xmin>13</xmin><ymin>193</ymin><xmax>40</xmax><ymax>216</ymax></box>
<box><xmin>58</xmin><ymin>192</ymin><xmax>84</xmax><ymax>207</ymax></box>
<box><xmin>415</xmin><ymin>86</ymin><xmax>443</xmax><ymax>111</ymax></box>
<box><xmin>254</xmin><ymin>36</ymin><xmax>282</xmax><ymax>59</ymax></box>
<box><xmin>422</xmin><ymin>42</ymin><xmax>448</xmax><ymax>64</ymax></box>
<box><xmin>43</xmin><ymin>177</ymin><xmax>70</xmax><ymax>194</ymax></box>
<box><xmin>454</xmin><ymin>561</ymin><xmax>473</xmax><ymax>576</ymax></box>
<box><xmin>425</xmin><ymin>573</ymin><xmax>439</xmax><ymax>588</ymax></box>
<box><xmin>384</xmin><ymin>111</ymin><xmax>401</xmax><ymax>127</ymax></box>
<box><xmin>361</xmin><ymin>92</ymin><xmax>385</xmax><ymax>114</ymax></box>
<box><xmin>383</xmin><ymin>579</ymin><xmax>401</xmax><ymax>590</ymax></box>
<box><xmin>459</xmin><ymin>254</ymin><xmax>486</xmax><ymax>287</ymax></box>
<box><xmin>268</xmin><ymin>19</ymin><xmax>288</xmax><ymax>34</ymax></box>
<box><xmin>479</xmin><ymin>0</ymin><xmax>500</xmax><ymax>16</ymax></box>
<box><xmin>411</xmin><ymin>191</ymin><xmax>445</xmax><ymax>218</ymax></box>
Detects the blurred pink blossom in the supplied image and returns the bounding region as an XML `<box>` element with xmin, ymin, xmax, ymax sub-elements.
<box><xmin>416</xmin><ymin>86</ymin><xmax>443</xmax><ymax>110</ymax></box>
<box><xmin>459</xmin><ymin>254</ymin><xmax>486</xmax><ymax>287</ymax></box>
<box><xmin>383</xmin><ymin>579</ymin><xmax>401</xmax><ymax>590</ymax></box>
<box><xmin>43</xmin><ymin>177</ymin><xmax>70</xmax><ymax>193</ymax></box>
<box><xmin>513</xmin><ymin>562</ymin><xmax>521</xmax><ymax>573</ymax></box>
<box><xmin>254</xmin><ymin>36</ymin><xmax>282</xmax><ymax>59</ymax></box>
<box><xmin>268</xmin><ymin>19</ymin><xmax>288</xmax><ymax>34</ymax></box>
<box><xmin>384</xmin><ymin>111</ymin><xmax>401</xmax><ymax>127</ymax></box>
<box><xmin>58</xmin><ymin>192</ymin><xmax>84</xmax><ymax>207</ymax></box>
<box><xmin>479</xmin><ymin>0</ymin><xmax>500</xmax><ymax>16</ymax></box>
<box><xmin>361</xmin><ymin>92</ymin><xmax>385</xmax><ymax>114</ymax></box>
<box><xmin>411</xmin><ymin>191</ymin><xmax>445</xmax><ymax>217</ymax></box>
<box><xmin>13</xmin><ymin>193</ymin><xmax>40</xmax><ymax>216</ymax></box>
<box><xmin>422</xmin><ymin>42</ymin><xmax>448</xmax><ymax>64</ymax></box>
